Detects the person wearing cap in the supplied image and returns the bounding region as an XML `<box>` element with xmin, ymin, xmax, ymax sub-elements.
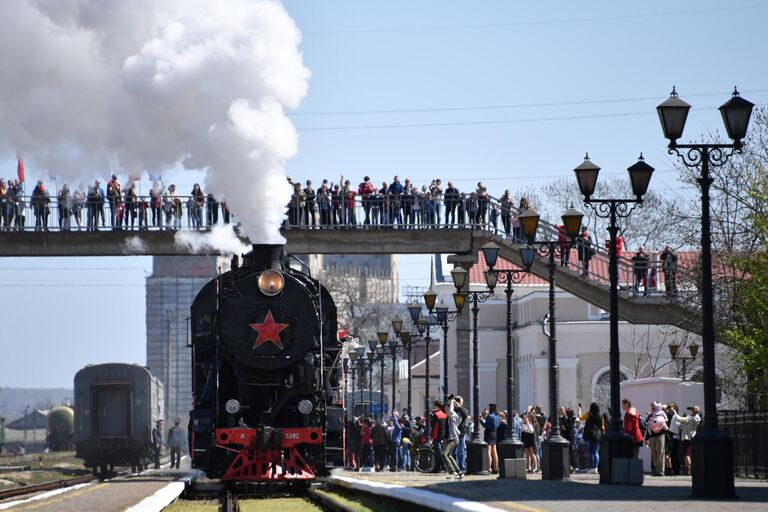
<box><xmin>577</xmin><ymin>225</ymin><xmax>594</xmax><ymax>277</ymax></box>
<box><xmin>152</xmin><ymin>419</ymin><xmax>164</xmax><ymax>469</ymax></box>
<box><xmin>168</xmin><ymin>419</ymin><xmax>186</xmax><ymax>469</ymax></box>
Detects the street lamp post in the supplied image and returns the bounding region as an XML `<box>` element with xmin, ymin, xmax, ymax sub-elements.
<box><xmin>378</xmin><ymin>346</ymin><xmax>386</xmax><ymax>416</ymax></box>
<box><xmin>573</xmin><ymin>152</ymin><xmax>653</xmax><ymax>483</ymax></box>
<box><xmin>342</xmin><ymin>355</ymin><xmax>350</xmax><ymax>468</ymax></box>
<box><xmin>668</xmin><ymin>342</ymin><xmax>699</xmax><ymax>381</ymax></box>
<box><xmin>392</xmin><ymin>319</ymin><xmax>414</xmax><ymax>416</ymax></box>
<box><xmin>657</xmin><ymin>86</ymin><xmax>753</xmax><ymax>499</ymax></box>
<box><xmin>518</xmin><ymin>208</ymin><xmax>584</xmax><ymax>481</ymax></box>
<box><xmin>388</xmin><ymin>339</ymin><xmax>399</xmax><ymax>420</ymax></box>
<box><xmin>434</xmin><ymin>299</ymin><xmax>460</xmax><ymax>397</ymax></box>
<box><xmin>349</xmin><ymin>350</ymin><xmax>359</xmax><ymax>417</ymax></box>
<box><xmin>355</xmin><ymin>346</ymin><xmax>367</xmax><ymax>416</ymax></box>
<box><xmin>367</xmin><ymin>346</ymin><xmax>377</xmax><ymax>417</ymax></box>
<box><xmin>409</xmin><ymin>301</ymin><xmax>441</xmax><ymax>435</ymax></box>
<box><xmin>482</xmin><ymin>243</ymin><xmax>536</xmax><ymax>474</ymax></box>
<box><xmin>450</xmin><ymin>266</ymin><xmax>493</xmax><ymax>475</ymax></box>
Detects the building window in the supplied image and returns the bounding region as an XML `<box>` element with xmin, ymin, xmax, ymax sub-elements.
<box><xmin>592</xmin><ymin>368</ymin><xmax>628</xmax><ymax>413</ymax></box>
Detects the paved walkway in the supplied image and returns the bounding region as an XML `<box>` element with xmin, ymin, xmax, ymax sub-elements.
<box><xmin>333</xmin><ymin>470</ymin><xmax>768</xmax><ymax>511</ymax></box>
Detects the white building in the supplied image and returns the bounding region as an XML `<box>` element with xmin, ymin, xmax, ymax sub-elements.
<box><xmin>394</xmin><ymin>254</ymin><xmax>736</xmax><ymax>418</ymax></box>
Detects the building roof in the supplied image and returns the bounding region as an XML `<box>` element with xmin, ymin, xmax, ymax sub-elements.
<box><xmin>6</xmin><ymin>409</ymin><xmax>48</xmax><ymax>430</ymax></box>
<box><xmin>408</xmin><ymin>341</ymin><xmax>441</xmax><ymax>379</ymax></box>
<box><xmin>467</xmin><ymin>249</ymin><xmax>705</xmax><ymax>286</ymax></box>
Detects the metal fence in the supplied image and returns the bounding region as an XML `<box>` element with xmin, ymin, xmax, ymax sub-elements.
<box><xmin>719</xmin><ymin>410</ymin><xmax>768</xmax><ymax>479</ymax></box>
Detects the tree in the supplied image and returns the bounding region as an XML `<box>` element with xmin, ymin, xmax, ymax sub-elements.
<box><xmin>722</xmin><ymin>158</ymin><xmax>768</xmax><ymax>410</ymax></box>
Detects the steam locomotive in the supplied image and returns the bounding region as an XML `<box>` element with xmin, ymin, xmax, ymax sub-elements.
<box><xmin>189</xmin><ymin>244</ymin><xmax>343</xmax><ymax>483</ymax></box>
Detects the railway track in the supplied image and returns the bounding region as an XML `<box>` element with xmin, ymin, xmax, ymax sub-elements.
<box><xmin>0</xmin><ymin>473</ymin><xmax>96</xmax><ymax>501</ymax></box>
<box><xmin>210</xmin><ymin>483</ymin><xmax>359</xmax><ymax>512</ymax></box>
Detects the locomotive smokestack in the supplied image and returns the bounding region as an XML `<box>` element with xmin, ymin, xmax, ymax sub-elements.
<box><xmin>246</xmin><ymin>244</ymin><xmax>286</xmax><ymax>271</ymax></box>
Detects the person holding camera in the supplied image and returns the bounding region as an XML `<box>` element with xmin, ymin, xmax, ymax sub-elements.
<box><xmin>442</xmin><ymin>395</ymin><xmax>463</xmax><ymax>479</ymax></box>
<box><xmin>675</xmin><ymin>405</ymin><xmax>701</xmax><ymax>476</ymax></box>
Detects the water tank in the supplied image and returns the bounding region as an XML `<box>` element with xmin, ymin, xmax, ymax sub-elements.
<box><xmin>46</xmin><ymin>405</ymin><xmax>74</xmax><ymax>451</ymax></box>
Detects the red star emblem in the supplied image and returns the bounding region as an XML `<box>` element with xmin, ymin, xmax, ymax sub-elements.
<box><xmin>249</xmin><ymin>310</ymin><xmax>289</xmax><ymax>350</ymax></box>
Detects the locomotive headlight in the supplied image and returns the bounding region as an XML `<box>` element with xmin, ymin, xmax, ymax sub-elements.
<box><xmin>298</xmin><ymin>399</ymin><xmax>313</xmax><ymax>415</ymax></box>
<box><xmin>258</xmin><ymin>270</ymin><xmax>285</xmax><ymax>296</ymax></box>
<box><xmin>225</xmin><ymin>399</ymin><xmax>241</xmax><ymax>414</ymax></box>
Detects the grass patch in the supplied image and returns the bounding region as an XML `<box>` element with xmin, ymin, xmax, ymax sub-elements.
<box><xmin>315</xmin><ymin>487</ymin><xmax>405</xmax><ymax>512</ymax></box>
<box><xmin>0</xmin><ymin>451</ymin><xmax>85</xmax><ymax>471</ymax></box>
<box><xmin>239</xmin><ymin>497</ymin><xmax>319</xmax><ymax>512</ymax></box>
<box><xmin>165</xmin><ymin>497</ymin><xmax>320</xmax><ymax>512</ymax></box>
<box><xmin>164</xmin><ymin>499</ymin><xmax>219</xmax><ymax>512</ymax></box>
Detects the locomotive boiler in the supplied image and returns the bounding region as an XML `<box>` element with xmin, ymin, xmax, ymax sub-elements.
<box><xmin>189</xmin><ymin>244</ymin><xmax>343</xmax><ymax>483</ymax></box>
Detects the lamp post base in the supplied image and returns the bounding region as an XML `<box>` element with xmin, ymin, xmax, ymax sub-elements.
<box><xmin>467</xmin><ymin>437</ymin><xmax>490</xmax><ymax>475</ymax></box>
<box><xmin>598</xmin><ymin>429</ymin><xmax>633</xmax><ymax>484</ymax></box>
<box><xmin>497</xmin><ymin>436</ymin><xmax>524</xmax><ymax>478</ymax></box>
<box><xmin>691</xmin><ymin>427</ymin><xmax>737</xmax><ymax>499</ymax></box>
<box><xmin>542</xmin><ymin>435</ymin><xmax>570</xmax><ymax>481</ymax></box>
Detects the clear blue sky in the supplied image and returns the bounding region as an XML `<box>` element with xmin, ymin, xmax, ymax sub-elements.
<box><xmin>2</xmin><ymin>0</ymin><xmax>767</xmax><ymax>388</ymax></box>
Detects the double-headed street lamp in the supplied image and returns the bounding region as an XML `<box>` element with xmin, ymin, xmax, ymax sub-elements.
<box><xmin>516</xmin><ymin>208</ymin><xmax>584</xmax><ymax>481</ymax></box>
<box><xmin>482</xmin><ymin>242</ymin><xmax>536</xmax><ymax>468</ymax></box>
<box><xmin>657</xmin><ymin>86</ymin><xmax>753</xmax><ymax>499</ymax></box>
<box><xmin>407</xmin><ymin>298</ymin><xmax>441</xmax><ymax>434</ymax></box>
<box><xmin>434</xmin><ymin>299</ymin><xmax>460</xmax><ymax>396</ymax></box>
<box><xmin>572</xmin><ymin>152</ymin><xmax>654</xmax><ymax>483</ymax></box>
<box><xmin>450</xmin><ymin>265</ymin><xmax>494</xmax><ymax>475</ymax></box>
<box><xmin>348</xmin><ymin>349</ymin><xmax>359</xmax><ymax>416</ymax></box>
<box><xmin>376</xmin><ymin>343</ymin><xmax>386</xmax><ymax>416</ymax></box>
<box><xmin>366</xmin><ymin>341</ymin><xmax>378</xmax><ymax>418</ymax></box>
<box><xmin>391</xmin><ymin>319</ymin><xmax>414</xmax><ymax>415</ymax></box>
<box><xmin>354</xmin><ymin>345</ymin><xmax>367</xmax><ymax>416</ymax></box>
<box><xmin>668</xmin><ymin>342</ymin><xmax>699</xmax><ymax>381</ymax></box>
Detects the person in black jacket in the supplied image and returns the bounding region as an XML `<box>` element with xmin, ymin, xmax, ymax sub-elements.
<box><xmin>444</xmin><ymin>182</ymin><xmax>459</xmax><ymax>226</ymax></box>
<box><xmin>582</xmin><ymin>403</ymin><xmax>603</xmax><ymax>474</ymax></box>
<box><xmin>560</xmin><ymin>407</ymin><xmax>577</xmax><ymax>471</ymax></box>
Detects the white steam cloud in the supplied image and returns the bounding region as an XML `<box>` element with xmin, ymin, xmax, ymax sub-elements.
<box><xmin>175</xmin><ymin>226</ymin><xmax>250</xmax><ymax>255</ymax></box>
<box><xmin>0</xmin><ymin>0</ymin><xmax>309</xmax><ymax>244</ymax></box>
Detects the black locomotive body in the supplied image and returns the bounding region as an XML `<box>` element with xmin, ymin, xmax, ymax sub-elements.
<box><xmin>190</xmin><ymin>244</ymin><xmax>343</xmax><ymax>482</ymax></box>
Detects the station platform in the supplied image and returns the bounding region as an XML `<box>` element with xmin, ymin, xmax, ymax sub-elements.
<box><xmin>330</xmin><ymin>469</ymin><xmax>768</xmax><ymax>512</ymax></box>
<box><xmin>0</xmin><ymin>459</ymin><xmax>196</xmax><ymax>512</ymax></box>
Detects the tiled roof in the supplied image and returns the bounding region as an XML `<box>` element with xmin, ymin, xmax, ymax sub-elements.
<box><xmin>468</xmin><ymin>249</ymin><xmax>704</xmax><ymax>287</ymax></box>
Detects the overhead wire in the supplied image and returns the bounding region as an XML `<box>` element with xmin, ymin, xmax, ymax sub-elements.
<box><xmin>303</xmin><ymin>4</ymin><xmax>767</xmax><ymax>35</ymax></box>
<box><xmin>289</xmin><ymin>89</ymin><xmax>768</xmax><ymax>117</ymax></box>
<box><xmin>295</xmin><ymin>103</ymin><xmax>768</xmax><ymax>132</ymax></box>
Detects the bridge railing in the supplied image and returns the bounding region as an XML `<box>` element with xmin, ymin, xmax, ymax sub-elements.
<box><xmin>0</xmin><ymin>192</ymin><xmax>680</xmax><ymax>299</ymax></box>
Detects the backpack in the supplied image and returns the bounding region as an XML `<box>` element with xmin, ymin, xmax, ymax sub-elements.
<box><xmin>458</xmin><ymin>407</ymin><xmax>471</xmax><ymax>436</ymax></box>
<box><xmin>638</xmin><ymin>415</ymin><xmax>647</xmax><ymax>437</ymax></box>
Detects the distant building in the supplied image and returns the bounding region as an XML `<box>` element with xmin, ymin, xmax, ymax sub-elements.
<box><xmin>145</xmin><ymin>256</ymin><xmax>227</xmax><ymax>424</ymax></box>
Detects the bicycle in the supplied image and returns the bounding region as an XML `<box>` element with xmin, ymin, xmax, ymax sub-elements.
<box><xmin>412</xmin><ymin>439</ymin><xmax>437</xmax><ymax>473</ymax></box>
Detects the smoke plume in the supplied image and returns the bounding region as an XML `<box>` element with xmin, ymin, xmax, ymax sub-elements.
<box><xmin>0</xmin><ymin>0</ymin><xmax>309</xmax><ymax>244</ymax></box>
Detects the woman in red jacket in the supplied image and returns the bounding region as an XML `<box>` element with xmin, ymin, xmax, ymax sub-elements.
<box><xmin>622</xmin><ymin>399</ymin><xmax>644</xmax><ymax>458</ymax></box>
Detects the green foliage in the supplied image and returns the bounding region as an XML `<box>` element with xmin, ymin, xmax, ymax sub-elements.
<box><xmin>723</xmin><ymin>162</ymin><xmax>768</xmax><ymax>409</ymax></box>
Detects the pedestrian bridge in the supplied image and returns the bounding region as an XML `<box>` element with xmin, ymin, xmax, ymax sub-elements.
<box><xmin>0</xmin><ymin>222</ymin><xmax>701</xmax><ymax>334</ymax></box>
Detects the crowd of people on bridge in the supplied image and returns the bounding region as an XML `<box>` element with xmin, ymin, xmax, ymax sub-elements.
<box><xmin>0</xmin><ymin>174</ymin><xmax>538</xmax><ymax>238</ymax></box>
<box><xmin>285</xmin><ymin>175</ymin><xmax>532</xmax><ymax>236</ymax></box>
<box><xmin>344</xmin><ymin>395</ymin><xmax>701</xmax><ymax>478</ymax></box>
<box><xmin>0</xmin><ymin>176</ymin><xmax>232</xmax><ymax>232</ymax></box>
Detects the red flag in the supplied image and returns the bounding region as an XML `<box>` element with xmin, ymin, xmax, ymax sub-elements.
<box><xmin>17</xmin><ymin>158</ymin><xmax>25</xmax><ymax>183</ymax></box>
